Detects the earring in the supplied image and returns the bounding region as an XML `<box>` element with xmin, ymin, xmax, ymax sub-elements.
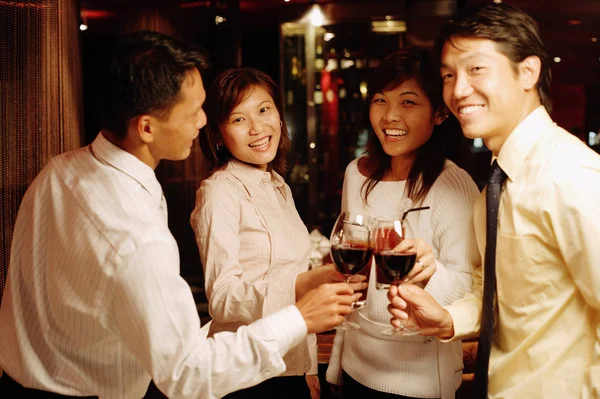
<box><xmin>280</xmin><ymin>120</ymin><xmax>283</xmax><ymax>127</ymax></box>
<box><xmin>216</xmin><ymin>143</ymin><xmax>222</xmax><ymax>151</ymax></box>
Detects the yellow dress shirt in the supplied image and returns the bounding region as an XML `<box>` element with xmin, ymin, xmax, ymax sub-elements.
<box><xmin>445</xmin><ymin>107</ymin><xmax>600</xmax><ymax>398</ymax></box>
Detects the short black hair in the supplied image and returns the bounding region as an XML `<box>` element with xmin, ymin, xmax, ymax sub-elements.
<box><xmin>96</xmin><ymin>31</ymin><xmax>209</xmax><ymax>138</ymax></box>
<box><xmin>435</xmin><ymin>2</ymin><xmax>552</xmax><ymax>112</ymax></box>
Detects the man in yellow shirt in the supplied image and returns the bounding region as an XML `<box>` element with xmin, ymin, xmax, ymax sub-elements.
<box><xmin>388</xmin><ymin>3</ymin><xmax>600</xmax><ymax>399</ymax></box>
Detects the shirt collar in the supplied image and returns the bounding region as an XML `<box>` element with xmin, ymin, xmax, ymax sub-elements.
<box><xmin>225</xmin><ymin>159</ymin><xmax>285</xmax><ymax>197</ymax></box>
<box><xmin>496</xmin><ymin>106</ymin><xmax>555</xmax><ymax>181</ymax></box>
<box><xmin>91</xmin><ymin>132</ymin><xmax>164</xmax><ymax>207</ymax></box>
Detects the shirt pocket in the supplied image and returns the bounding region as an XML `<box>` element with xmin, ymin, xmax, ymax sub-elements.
<box><xmin>495</xmin><ymin>234</ymin><xmax>559</xmax><ymax>307</ymax></box>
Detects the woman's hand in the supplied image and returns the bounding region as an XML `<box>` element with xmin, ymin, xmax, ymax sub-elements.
<box><xmin>296</xmin><ymin>264</ymin><xmax>367</xmax><ymax>300</ymax></box>
<box><xmin>305</xmin><ymin>374</ymin><xmax>321</xmax><ymax>399</ymax></box>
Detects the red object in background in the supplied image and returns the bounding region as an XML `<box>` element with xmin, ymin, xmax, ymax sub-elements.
<box><xmin>550</xmin><ymin>84</ymin><xmax>586</xmax><ymax>140</ymax></box>
<box><xmin>320</xmin><ymin>70</ymin><xmax>339</xmax><ymax>199</ymax></box>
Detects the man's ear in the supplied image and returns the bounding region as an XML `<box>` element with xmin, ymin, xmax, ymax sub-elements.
<box><xmin>132</xmin><ymin>114</ymin><xmax>154</xmax><ymax>144</ymax></box>
<box><xmin>518</xmin><ymin>55</ymin><xmax>541</xmax><ymax>91</ymax></box>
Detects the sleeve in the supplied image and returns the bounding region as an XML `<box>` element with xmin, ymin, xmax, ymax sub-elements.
<box><xmin>325</xmin><ymin>329</ymin><xmax>346</xmax><ymax>385</ymax></box>
<box><xmin>307</xmin><ymin>333</ymin><xmax>318</xmax><ymax>375</ymax></box>
<box><xmin>341</xmin><ymin>164</ymin><xmax>352</xmax><ymax>213</ymax></box>
<box><xmin>110</xmin><ymin>240</ymin><xmax>308</xmax><ymax>399</ymax></box>
<box><xmin>442</xmin><ymin>264</ymin><xmax>483</xmax><ymax>341</ymax></box>
<box><xmin>425</xmin><ymin>166</ymin><xmax>481</xmax><ymax>307</ymax></box>
<box><xmin>549</xmin><ymin>163</ymin><xmax>600</xmax><ymax>395</ymax></box>
<box><xmin>191</xmin><ymin>178</ymin><xmax>298</xmax><ymax>323</ymax></box>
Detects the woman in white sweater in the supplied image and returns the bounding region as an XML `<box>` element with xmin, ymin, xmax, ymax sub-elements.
<box><xmin>326</xmin><ymin>49</ymin><xmax>480</xmax><ymax>399</ymax></box>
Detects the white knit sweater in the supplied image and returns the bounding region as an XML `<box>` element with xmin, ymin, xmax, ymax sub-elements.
<box><xmin>326</xmin><ymin>157</ymin><xmax>480</xmax><ymax>398</ymax></box>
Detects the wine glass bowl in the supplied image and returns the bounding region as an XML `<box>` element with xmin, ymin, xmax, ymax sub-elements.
<box><xmin>373</xmin><ymin>216</ymin><xmax>420</xmax><ymax>336</ymax></box>
<box><xmin>330</xmin><ymin>212</ymin><xmax>373</xmax><ymax>330</ymax></box>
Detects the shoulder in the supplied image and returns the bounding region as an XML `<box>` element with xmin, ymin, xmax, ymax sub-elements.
<box><xmin>546</xmin><ymin>127</ymin><xmax>600</xmax><ymax>179</ymax></box>
<box><xmin>541</xmin><ymin>128</ymin><xmax>600</xmax><ymax>198</ymax></box>
<box><xmin>344</xmin><ymin>157</ymin><xmax>362</xmax><ymax>175</ymax></box>
<box><xmin>44</xmin><ymin>149</ymin><xmax>175</xmax><ymax>259</ymax></box>
<box><xmin>433</xmin><ymin>161</ymin><xmax>479</xmax><ymax>195</ymax></box>
<box><xmin>193</xmin><ymin>171</ymin><xmax>243</xmax><ymax>221</ymax></box>
<box><xmin>427</xmin><ymin>160</ymin><xmax>480</xmax><ymax>208</ymax></box>
<box><xmin>344</xmin><ymin>157</ymin><xmax>370</xmax><ymax>183</ymax></box>
<box><xmin>197</xmin><ymin>170</ymin><xmax>244</xmax><ymax>201</ymax></box>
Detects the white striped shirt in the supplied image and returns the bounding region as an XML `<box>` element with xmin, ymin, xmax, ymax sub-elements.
<box><xmin>0</xmin><ymin>133</ymin><xmax>307</xmax><ymax>399</ymax></box>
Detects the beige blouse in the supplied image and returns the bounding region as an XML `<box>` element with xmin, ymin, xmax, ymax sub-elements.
<box><xmin>191</xmin><ymin>160</ymin><xmax>317</xmax><ymax>375</ymax></box>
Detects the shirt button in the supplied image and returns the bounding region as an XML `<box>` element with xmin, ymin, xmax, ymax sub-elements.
<box><xmin>264</xmin><ymin>371</ymin><xmax>272</xmax><ymax>378</ymax></box>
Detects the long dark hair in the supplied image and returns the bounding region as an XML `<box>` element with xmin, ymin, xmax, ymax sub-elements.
<box><xmin>435</xmin><ymin>2</ymin><xmax>552</xmax><ymax>112</ymax></box>
<box><xmin>200</xmin><ymin>68</ymin><xmax>290</xmax><ymax>177</ymax></box>
<box><xmin>362</xmin><ymin>48</ymin><xmax>448</xmax><ymax>205</ymax></box>
<box><xmin>97</xmin><ymin>30</ymin><xmax>209</xmax><ymax>139</ymax></box>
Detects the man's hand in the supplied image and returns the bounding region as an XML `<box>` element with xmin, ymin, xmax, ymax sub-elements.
<box><xmin>387</xmin><ymin>283</ymin><xmax>454</xmax><ymax>338</ymax></box>
<box><xmin>305</xmin><ymin>374</ymin><xmax>321</xmax><ymax>399</ymax></box>
<box><xmin>297</xmin><ymin>282</ymin><xmax>360</xmax><ymax>333</ymax></box>
<box><xmin>296</xmin><ymin>264</ymin><xmax>367</xmax><ymax>300</ymax></box>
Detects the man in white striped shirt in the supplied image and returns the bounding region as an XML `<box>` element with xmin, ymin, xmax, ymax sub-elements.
<box><xmin>0</xmin><ymin>31</ymin><xmax>358</xmax><ymax>399</ymax></box>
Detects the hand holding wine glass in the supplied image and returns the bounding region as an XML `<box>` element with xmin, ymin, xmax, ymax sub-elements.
<box><xmin>330</xmin><ymin>211</ymin><xmax>374</xmax><ymax>330</ymax></box>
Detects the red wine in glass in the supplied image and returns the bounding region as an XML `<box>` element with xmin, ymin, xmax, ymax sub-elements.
<box><xmin>373</xmin><ymin>216</ymin><xmax>420</xmax><ymax>336</ymax></box>
<box><xmin>375</xmin><ymin>251</ymin><xmax>416</xmax><ymax>287</ymax></box>
<box><xmin>330</xmin><ymin>212</ymin><xmax>373</xmax><ymax>330</ymax></box>
<box><xmin>331</xmin><ymin>244</ymin><xmax>373</xmax><ymax>276</ymax></box>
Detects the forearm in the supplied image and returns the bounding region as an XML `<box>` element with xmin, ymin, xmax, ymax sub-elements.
<box><xmin>113</xmin><ymin>244</ymin><xmax>308</xmax><ymax>399</ymax></box>
<box><xmin>157</xmin><ymin>306</ymin><xmax>307</xmax><ymax>399</ymax></box>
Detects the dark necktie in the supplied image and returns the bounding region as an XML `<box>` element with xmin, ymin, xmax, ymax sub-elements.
<box><xmin>473</xmin><ymin>160</ymin><xmax>507</xmax><ymax>398</ymax></box>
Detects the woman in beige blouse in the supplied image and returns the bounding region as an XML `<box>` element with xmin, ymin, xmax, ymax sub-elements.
<box><xmin>191</xmin><ymin>68</ymin><xmax>360</xmax><ymax>399</ymax></box>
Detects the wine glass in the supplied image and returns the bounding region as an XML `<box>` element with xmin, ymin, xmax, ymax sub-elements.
<box><xmin>373</xmin><ymin>215</ymin><xmax>420</xmax><ymax>336</ymax></box>
<box><xmin>330</xmin><ymin>211</ymin><xmax>373</xmax><ymax>330</ymax></box>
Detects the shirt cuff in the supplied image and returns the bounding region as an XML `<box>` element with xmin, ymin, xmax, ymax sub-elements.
<box><xmin>248</xmin><ymin>305</ymin><xmax>307</xmax><ymax>357</ymax></box>
<box><xmin>440</xmin><ymin>303</ymin><xmax>478</xmax><ymax>342</ymax></box>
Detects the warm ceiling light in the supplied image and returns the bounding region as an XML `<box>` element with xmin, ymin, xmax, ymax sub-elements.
<box><xmin>592</xmin><ymin>37</ymin><xmax>598</xmax><ymax>43</ymax></box>
<box><xmin>371</xmin><ymin>20</ymin><xmax>407</xmax><ymax>33</ymax></box>
<box><xmin>284</xmin><ymin>0</ymin><xmax>290</xmax><ymax>2</ymax></box>
<box><xmin>302</xmin><ymin>4</ymin><xmax>327</xmax><ymax>27</ymax></box>
<box><xmin>554</xmin><ymin>57</ymin><xmax>562</xmax><ymax>63</ymax></box>
<box><xmin>567</xmin><ymin>20</ymin><xmax>581</xmax><ymax>26</ymax></box>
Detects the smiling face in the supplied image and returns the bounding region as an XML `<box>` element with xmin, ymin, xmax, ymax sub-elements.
<box><xmin>220</xmin><ymin>85</ymin><xmax>281</xmax><ymax>171</ymax></box>
<box><xmin>369</xmin><ymin>77</ymin><xmax>444</xmax><ymax>166</ymax></box>
<box><xmin>440</xmin><ymin>37</ymin><xmax>534</xmax><ymax>154</ymax></box>
<box><xmin>149</xmin><ymin>68</ymin><xmax>207</xmax><ymax>164</ymax></box>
